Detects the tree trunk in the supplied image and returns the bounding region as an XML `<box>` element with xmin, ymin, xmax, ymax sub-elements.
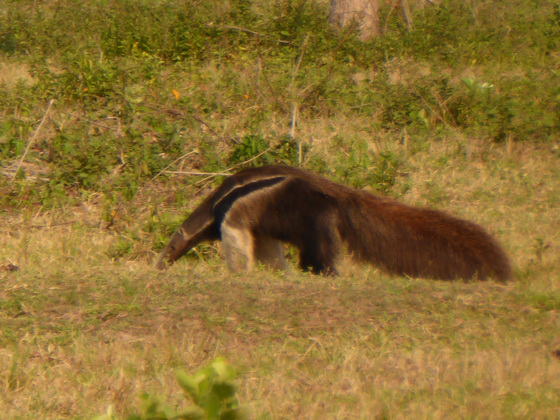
<box><xmin>330</xmin><ymin>0</ymin><xmax>381</xmax><ymax>40</ymax></box>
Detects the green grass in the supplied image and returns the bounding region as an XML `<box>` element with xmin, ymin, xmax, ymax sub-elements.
<box><xmin>1</xmin><ymin>139</ymin><xmax>559</xmax><ymax>418</ymax></box>
<box><xmin>0</xmin><ymin>0</ymin><xmax>559</xmax><ymax>418</ymax></box>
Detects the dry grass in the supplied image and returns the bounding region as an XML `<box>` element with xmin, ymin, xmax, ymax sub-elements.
<box><xmin>1</xmin><ymin>137</ymin><xmax>559</xmax><ymax>419</ymax></box>
<box><xmin>0</xmin><ymin>60</ymin><xmax>33</xmax><ymax>88</ymax></box>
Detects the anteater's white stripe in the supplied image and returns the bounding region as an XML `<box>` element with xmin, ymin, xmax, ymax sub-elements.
<box><xmin>212</xmin><ymin>175</ymin><xmax>289</xmax><ymax>211</ymax></box>
<box><xmin>220</xmin><ymin>178</ymin><xmax>290</xmax><ymax>271</ymax></box>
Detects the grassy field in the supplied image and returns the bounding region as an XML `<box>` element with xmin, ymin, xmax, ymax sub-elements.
<box><xmin>1</xmin><ymin>138</ymin><xmax>559</xmax><ymax>419</ymax></box>
<box><xmin>1</xmin><ymin>0</ymin><xmax>559</xmax><ymax>418</ymax></box>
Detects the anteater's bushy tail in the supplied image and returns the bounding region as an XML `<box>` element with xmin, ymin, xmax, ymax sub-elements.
<box><xmin>341</xmin><ymin>192</ymin><xmax>512</xmax><ymax>281</ymax></box>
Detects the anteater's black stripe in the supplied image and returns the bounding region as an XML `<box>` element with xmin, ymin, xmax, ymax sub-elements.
<box><xmin>212</xmin><ymin>176</ymin><xmax>287</xmax><ymax>225</ymax></box>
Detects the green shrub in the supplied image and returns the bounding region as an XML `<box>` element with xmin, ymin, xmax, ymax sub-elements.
<box><xmin>1</xmin><ymin>0</ymin><xmax>558</xmax><ymax>210</ymax></box>
<box><xmin>228</xmin><ymin>134</ymin><xmax>303</xmax><ymax>167</ymax></box>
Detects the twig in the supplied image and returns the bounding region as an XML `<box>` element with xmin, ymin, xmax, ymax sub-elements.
<box><xmin>11</xmin><ymin>99</ymin><xmax>54</xmax><ymax>183</ymax></box>
<box><xmin>289</xmin><ymin>102</ymin><xmax>303</xmax><ymax>165</ymax></box>
<box><xmin>140</xmin><ymin>103</ymin><xmax>239</xmax><ymax>145</ymax></box>
<box><xmin>349</xmin><ymin>103</ymin><xmax>374</xmax><ymax>110</ymax></box>
<box><xmin>0</xmin><ymin>221</ymin><xmax>78</xmax><ymax>233</ymax></box>
<box><xmin>229</xmin><ymin>145</ymin><xmax>273</xmax><ymax>169</ymax></box>
<box><xmin>289</xmin><ymin>33</ymin><xmax>310</xmax><ymax>162</ymax></box>
<box><xmin>383</xmin><ymin>0</ymin><xmax>413</xmax><ymax>34</ymax></box>
<box><xmin>431</xmin><ymin>91</ymin><xmax>458</xmax><ymax>127</ymax></box>
<box><xmin>256</xmin><ymin>49</ymin><xmax>285</xmax><ymax>112</ymax></box>
<box><xmin>414</xmin><ymin>90</ymin><xmax>455</xmax><ymax>128</ymax></box>
<box><xmin>149</xmin><ymin>133</ymin><xmax>275</xmax><ymax>189</ymax></box>
<box><xmin>148</xmin><ymin>150</ymin><xmax>200</xmax><ymax>183</ymax></box>
<box><xmin>399</xmin><ymin>0</ymin><xmax>414</xmax><ymax>31</ymax></box>
<box><xmin>383</xmin><ymin>0</ymin><xmax>398</xmax><ymax>35</ymax></box>
<box><xmin>163</xmin><ymin>170</ymin><xmax>232</xmax><ymax>177</ymax></box>
<box><xmin>290</xmin><ymin>33</ymin><xmax>310</xmax><ymax>91</ymax></box>
<box><xmin>290</xmin><ymin>102</ymin><xmax>299</xmax><ymax>139</ymax></box>
<box><xmin>208</xmin><ymin>24</ymin><xmax>295</xmax><ymax>45</ymax></box>
<box><xmin>299</xmin><ymin>27</ymin><xmax>356</xmax><ymax>109</ymax></box>
<box><xmin>155</xmin><ymin>146</ymin><xmax>273</xmax><ymax>188</ymax></box>
<box><xmin>62</xmin><ymin>111</ymin><xmax>125</xmax><ymax>136</ymax></box>
<box><xmin>194</xmin><ymin>146</ymin><xmax>273</xmax><ymax>186</ymax></box>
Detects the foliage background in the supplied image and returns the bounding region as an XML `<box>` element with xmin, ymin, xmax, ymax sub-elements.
<box><xmin>1</xmin><ymin>0</ymin><xmax>558</xmax><ymax>206</ymax></box>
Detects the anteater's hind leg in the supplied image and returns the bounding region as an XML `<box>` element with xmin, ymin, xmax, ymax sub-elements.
<box><xmin>254</xmin><ymin>235</ymin><xmax>287</xmax><ymax>271</ymax></box>
<box><xmin>299</xmin><ymin>249</ymin><xmax>338</xmax><ymax>275</ymax></box>
<box><xmin>298</xmin><ymin>226</ymin><xmax>341</xmax><ymax>276</ymax></box>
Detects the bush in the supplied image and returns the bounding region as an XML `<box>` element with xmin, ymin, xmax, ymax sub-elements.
<box><xmin>1</xmin><ymin>0</ymin><xmax>558</xmax><ymax>209</ymax></box>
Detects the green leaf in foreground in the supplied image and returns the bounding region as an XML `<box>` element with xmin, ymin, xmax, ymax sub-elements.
<box><xmin>95</xmin><ymin>358</ymin><xmax>249</xmax><ymax>420</ymax></box>
<box><xmin>175</xmin><ymin>357</ymin><xmax>245</xmax><ymax>420</ymax></box>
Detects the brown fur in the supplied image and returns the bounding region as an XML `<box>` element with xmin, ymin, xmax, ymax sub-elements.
<box><xmin>157</xmin><ymin>165</ymin><xmax>513</xmax><ymax>281</ymax></box>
